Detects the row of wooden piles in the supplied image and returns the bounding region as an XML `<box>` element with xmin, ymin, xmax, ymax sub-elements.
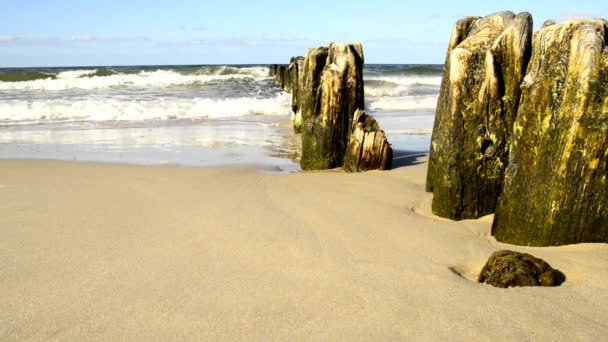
<box><xmin>269</xmin><ymin>44</ymin><xmax>392</xmax><ymax>172</ymax></box>
<box><xmin>267</xmin><ymin>12</ymin><xmax>607</xmax><ymax>248</ymax></box>
<box><xmin>426</xmin><ymin>11</ymin><xmax>608</xmax><ymax>246</ymax></box>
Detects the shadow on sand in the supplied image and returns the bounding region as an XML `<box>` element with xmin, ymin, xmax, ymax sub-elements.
<box><xmin>391</xmin><ymin>150</ymin><xmax>427</xmax><ymax>169</ymax></box>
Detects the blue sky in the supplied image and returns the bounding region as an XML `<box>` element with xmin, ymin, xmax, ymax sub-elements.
<box><xmin>0</xmin><ymin>0</ymin><xmax>606</xmax><ymax>67</ymax></box>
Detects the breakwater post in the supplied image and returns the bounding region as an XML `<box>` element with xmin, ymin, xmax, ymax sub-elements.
<box><xmin>271</xmin><ymin>43</ymin><xmax>392</xmax><ymax>172</ymax></box>
<box><xmin>426</xmin><ymin>11</ymin><xmax>533</xmax><ymax>220</ymax></box>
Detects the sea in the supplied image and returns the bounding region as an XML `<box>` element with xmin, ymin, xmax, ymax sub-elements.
<box><xmin>0</xmin><ymin>64</ymin><xmax>441</xmax><ymax>171</ymax></box>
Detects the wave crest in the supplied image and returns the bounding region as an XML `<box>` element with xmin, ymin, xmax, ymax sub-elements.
<box><xmin>193</xmin><ymin>66</ymin><xmax>270</xmax><ymax>77</ymax></box>
<box><xmin>0</xmin><ymin>93</ymin><xmax>292</xmax><ymax>124</ymax></box>
<box><xmin>0</xmin><ymin>71</ymin><xmax>56</xmax><ymax>82</ymax></box>
<box><xmin>366</xmin><ymin>95</ymin><xmax>438</xmax><ymax>111</ymax></box>
<box><xmin>0</xmin><ymin>69</ymin><xmax>268</xmax><ymax>90</ymax></box>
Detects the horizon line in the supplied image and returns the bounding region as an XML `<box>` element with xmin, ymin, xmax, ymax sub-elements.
<box><xmin>0</xmin><ymin>62</ymin><xmax>445</xmax><ymax>69</ymax></box>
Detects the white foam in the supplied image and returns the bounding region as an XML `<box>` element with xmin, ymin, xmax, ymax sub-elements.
<box><xmin>367</xmin><ymin>95</ymin><xmax>438</xmax><ymax>111</ymax></box>
<box><xmin>384</xmin><ymin>128</ymin><xmax>433</xmax><ymax>135</ymax></box>
<box><xmin>56</xmin><ymin>69</ymin><xmax>98</xmax><ymax>79</ymax></box>
<box><xmin>196</xmin><ymin>66</ymin><xmax>270</xmax><ymax>78</ymax></box>
<box><xmin>365</xmin><ymin>84</ymin><xmax>412</xmax><ymax>97</ymax></box>
<box><xmin>0</xmin><ymin>69</ymin><xmax>269</xmax><ymax>90</ymax></box>
<box><xmin>366</xmin><ymin>75</ymin><xmax>442</xmax><ymax>87</ymax></box>
<box><xmin>0</xmin><ymin>93</ymin><xmax>292</xmax><ymax>124</ymax></box>
<box><xmin>364</xmin><ymin>75</ymin><xmax>442</xmax><ymax>97</ymax></box>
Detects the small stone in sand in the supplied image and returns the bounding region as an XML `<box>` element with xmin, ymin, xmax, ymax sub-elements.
<box><xmin>478</xmin><ymin>250</ymin><xmax>565</xmax><ymax>288</ymax></box>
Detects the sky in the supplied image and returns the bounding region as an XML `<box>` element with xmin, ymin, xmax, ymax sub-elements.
<box><xmin>0</xmin><ymin>0</ymin><xmax>607</xmax><ymax>67</ymax></box>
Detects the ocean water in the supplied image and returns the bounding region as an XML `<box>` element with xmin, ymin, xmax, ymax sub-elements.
<box><xmin>0</xmin><ymin>64</ymin><xmax>441</xmax><ymax>170</ymax></box>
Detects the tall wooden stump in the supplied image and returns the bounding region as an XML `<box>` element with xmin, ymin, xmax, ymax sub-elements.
<box><xmin>426</xmin><ymin>12</ymin><xmax>533</xmax><ymax>220</ymax></box>
<box><xmin>289</xmin><ymin>56</ymin><xmax>305</xmax><ymax>133</ymax></box>
<box><xmin>344</xmin><ymin>109</ymin><xmax>392</xmax><ymax>172</ymax></box>
<box><xmin>300</xmin><ymin>43</ymin><xmax>365</xmax><ymax>170</ymax></box>
<box><xmin>492</xmin><ymin>19</ymin><xmax>608</xmax><ymax>246</ymax></box>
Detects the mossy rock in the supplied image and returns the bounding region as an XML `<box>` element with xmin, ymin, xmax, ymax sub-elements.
<box><xmin>478</xmin><ymin>250</ymin><xmax>564</xmax><ymax>288</ymax></box>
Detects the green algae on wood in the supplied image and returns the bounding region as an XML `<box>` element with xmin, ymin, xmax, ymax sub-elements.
<box><xmin>300</xmin><ymin>43</ymin><xmax>365</xmax><ymax>170</ymax></box>
<box><xmin>283</xmin><ymin>61</ymin><xmax>294</xmax><ymax>93</ymax></box>
<box><xmin>274</xmin><ymin>65</ymin><xmax>287</xmax><ymax>88</ymax></box>
<box><xmin>426</xmin><ymin>12</ymin><xmax>533</xmax><ymax>220</ymax></box>
<box><xmin>289</xmin><ymin>56</ymin><xmax>305</xmax><ymax>133</ymax></box>
<box><xmin>426</xmin><ymin>15</ymin><xmax>480</xmax><ymax>193</ymax></box>
<box><xmin>492</xmin><ymin>19</ymin><xmax>608</xmax><ymax>246</ymax></box>
<box><xmin>269</xmin><ymin>64</ymin><xmax>278</xmax><ymax>77</ymax></box>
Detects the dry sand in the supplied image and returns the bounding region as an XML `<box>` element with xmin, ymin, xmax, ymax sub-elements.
<box><xmin>1</xmin><ymin>157</ymin><xmax>607</xmax><ymax>341</ymax></box>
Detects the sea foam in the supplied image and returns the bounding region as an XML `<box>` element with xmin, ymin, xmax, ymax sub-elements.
<box><xmin>366</xmin><ymin>95</ymin><xmax>438</xmax><ymax>111</ymax></box>
<box><xmin>0</xmin><ymin>65</ymin><xmax>440</xmax><ymax>127</ymax></box>
<box><xmin>366</xmin><ymin>75</ymin><xmax>442</xmax><ymax>87</ymax></box>
<box><xmin>56</xmin><ymin>69</ymin><xmax>99</xmax><ymax>79</ymax></box>
<box><xmin>0</xmin><ymin>93</ymin><xmax>292</xmax><ymax>124</ymax></box>
<box><xmin>0</xmin><ymin>68</ymin><xmax>270</xmax><ymax>91</ymax></box>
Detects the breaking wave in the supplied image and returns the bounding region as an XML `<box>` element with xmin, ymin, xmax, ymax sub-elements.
<box><xmin>0</xmin><ymin>64</ymin><xmax>440</xmax><ymax>127</ymax></box>
<box><xmin>0</xmin><ymin>93</ymin><xmax>292</xmax><ymax>125</ymax></box>
<box><xmin>367</xmin><ymin>95</ymin><xmax>438</xmax><ymax>111</ymax></box>
<box><xmin>0</xmin><ymin>68</ymin><xmax>270</xmax><ymax>91</ymax></box>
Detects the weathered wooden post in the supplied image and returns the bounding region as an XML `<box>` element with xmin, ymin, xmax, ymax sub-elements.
<box><xmin>492</xmin><ymin>19</ymin><xmax>608</xmax><ymax>246</ymax></box>
<box><xmin>426</xmin><ymin>12</ymin><xmax>533</xmax><ymax>220</ymax></box>
<box><xmin>299</xmin><ymin>43</ymin><xmax>365</xmax><ymax>170</ymax></box>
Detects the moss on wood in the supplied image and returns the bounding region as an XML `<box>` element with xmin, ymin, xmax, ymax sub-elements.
<box><xmin>426</xmin><ymin>12</ymin><xmax>533</xmax><ymax>220</ymax></box>
<box><xmin>300</xmin><ymin>43</ymin><xmax>365</xmax><ymax>170</ymax></box>
<box><xmin>492</xmin><ymin>19</ymin><xmax>608</xmax><ymax>246</ymax></box>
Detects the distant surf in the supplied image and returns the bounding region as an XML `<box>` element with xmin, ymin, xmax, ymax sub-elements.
<box><xmin>0</xmin><ymin>64</ymin><xmax>440</xmax><ymax>123</ymax></box>
<box><xmin>0</xmin><ymin>64</ymin><xmax>440</xmax><ymax>166</ymax></box>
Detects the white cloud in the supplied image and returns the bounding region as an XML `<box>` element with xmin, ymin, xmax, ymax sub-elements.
<box><xmin>69</xmin><ymin>35</ymin><xmax>114</xmax><ymax>42</ymax></box>
<box><xmin>66</xmin><ymin>35</ymin><xmax>153</xmax><ymax>45</ymax></box>
<box><xmin>0</xmin><ymin>35</ymin><xmax>16</xmax><ymax>42</ymax></box>
<box><xmin>180</xmin><ymin>34</ymin><xmax>310</xmax><ymax>47</ymax></box>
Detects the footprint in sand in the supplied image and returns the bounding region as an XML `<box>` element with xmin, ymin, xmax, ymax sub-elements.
<box><xmin>448</xmin><ymin>264</ymin><xmax>485</xmax><ymax>283</ymax></box>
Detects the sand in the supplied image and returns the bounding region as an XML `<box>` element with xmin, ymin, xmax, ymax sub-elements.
<box><xmin>0</xmin><ymin>157</ymin><xmax>607</xmax><ymax>341</ymax></box>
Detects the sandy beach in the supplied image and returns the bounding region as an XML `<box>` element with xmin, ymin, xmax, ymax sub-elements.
<box><xmin>1</xmin><ymin>158</ymin><xmax>607</xmax><ymax>341</ymax></box>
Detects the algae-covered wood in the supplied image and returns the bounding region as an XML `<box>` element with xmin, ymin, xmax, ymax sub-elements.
<box><xmin>426</xmin><ymin>12</ymin><xmax>533</xmax><ymax>220</ymax></box>
<box><xmin>426</xmin><ymin>16</ymin><xmax>480</xmax><ymax>193</ymax></box>
<box><xmin>300</xmin><ymin>43</ymin><xmax>365</xmax><ymax>170</ymax></box>
<box><xmin>492</xmin><ymin>19</ymin><xmax>608</xmax><ymax>246</ymax></box>
<box><xmin>289</xmin><ymin>56</ymin><xmax>305</xmax><ymax>133</ymax></box>
<box><xmin>274</xmin><ymin>65</ymin><xmax>287</xmax><ymax>88</ymax></box>
<box><xmin>269</xmin><ymin>64</ymin><xmax>278</xmax><ymax>77</ymax></box>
